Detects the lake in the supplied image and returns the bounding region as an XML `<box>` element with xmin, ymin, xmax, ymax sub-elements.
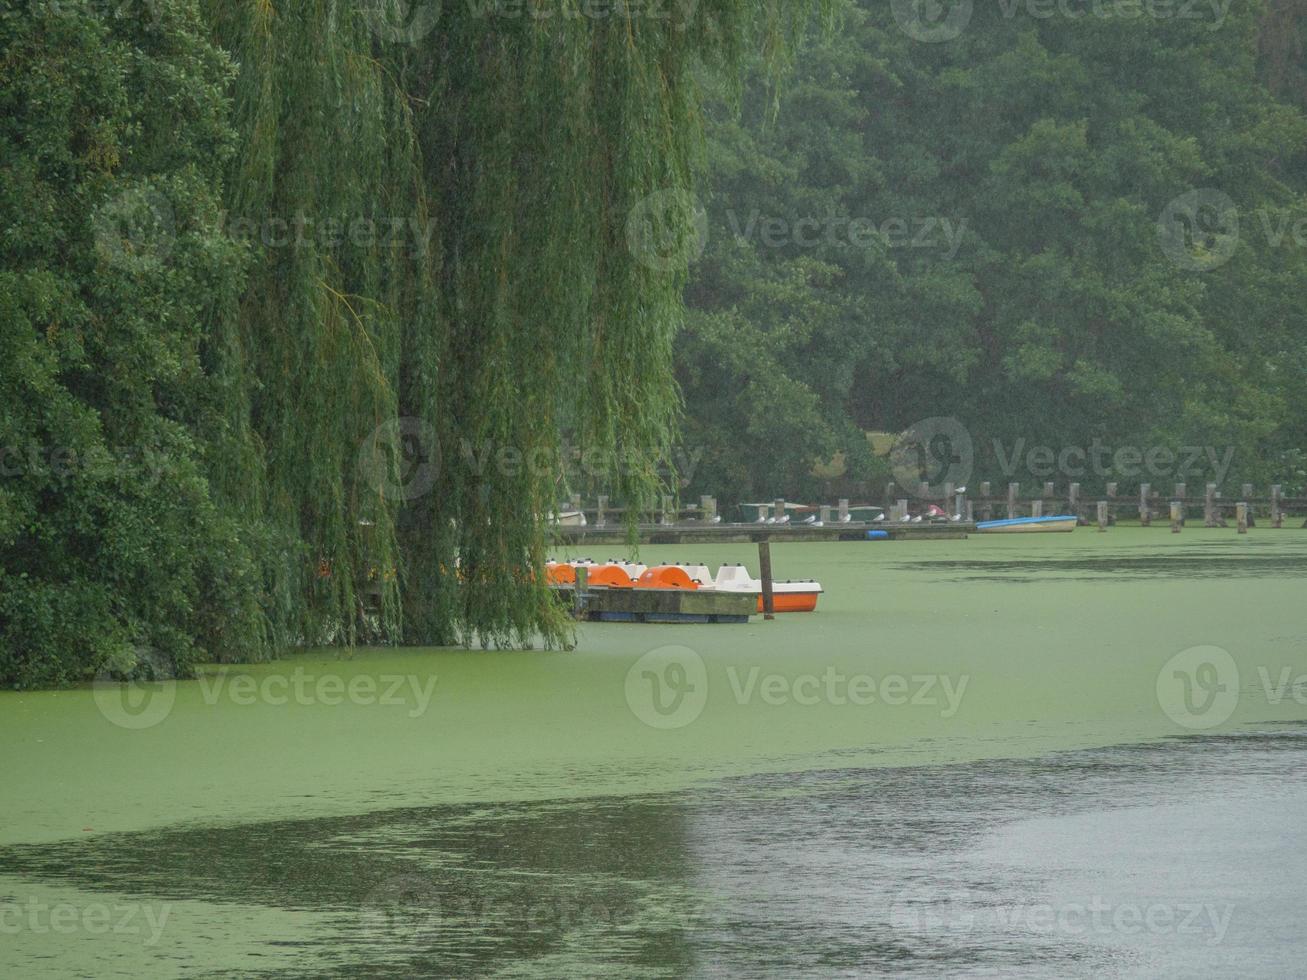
<box><xmin>2</xmin><ymin>529</ymin><xmax>1305</xmax><ymax>976</ymax></box>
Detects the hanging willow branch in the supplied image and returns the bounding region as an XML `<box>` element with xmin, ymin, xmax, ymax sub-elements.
<box><xmin>197</xmin><ymin>0</ymin><xmax>830</xmax><ymax>654</ymax></box>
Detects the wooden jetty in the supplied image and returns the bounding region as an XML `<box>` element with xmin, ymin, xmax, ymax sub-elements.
<box><xmin>954</xmin><ymin>481</ymin><xmax>1307</xmax><ymax>530</ymax></box>
<box><xmin>556</xmin><ymin>522</ymin><xmax>969</xmax><ymax>546</ymax></box>
<box><xmin>553</xmin><ymin>583</ymin><xmax>757</xmax><ymax>624</ymax></box>
<box><xmin>551</xmin><ymin>481</ymin><xmax>1304</xmax><ymax>546</ymax></box>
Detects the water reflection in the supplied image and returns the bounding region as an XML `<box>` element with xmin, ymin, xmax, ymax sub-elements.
<box><xmin>1</xmin><ymin>728</ymin><xmax>1304</xmax><ymax>977</ymax></box>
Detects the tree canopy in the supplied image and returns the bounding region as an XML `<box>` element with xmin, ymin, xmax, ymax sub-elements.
<box><xmin>681</xmin><ymin>0</ymin><xmax>1307</xmax><ymax>503</ymax></box>
<box><xmin>1</xmin><ymin>0</ymin><xmax>827</xmax><ymax>687</ymax></box>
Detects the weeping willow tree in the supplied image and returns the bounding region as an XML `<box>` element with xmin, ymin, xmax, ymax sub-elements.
<box><xmin>193</xmin><ymin>1</ymin><xmax>829</xmax><ymax>655</ymax></box>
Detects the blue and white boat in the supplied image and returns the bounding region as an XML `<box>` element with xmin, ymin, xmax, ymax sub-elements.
<box><xmin>976</xmin><ymin>515</ymin><xmax>1079</xmax><ymax>534</ymax></box>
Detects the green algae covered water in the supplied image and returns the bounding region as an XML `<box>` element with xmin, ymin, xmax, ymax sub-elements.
<box><xmin>2</xmin><ymin>529</ymin><xmax>1305</xmax><ymax>976</ymax></box>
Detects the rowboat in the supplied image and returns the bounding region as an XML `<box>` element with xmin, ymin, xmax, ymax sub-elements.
<box><xmin>976</xmin><ymin>515</ymin><xmax>1078</xmax><ymax>534</ymax></box>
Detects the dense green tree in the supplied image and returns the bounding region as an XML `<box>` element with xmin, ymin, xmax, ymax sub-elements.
<box><xmin>0</xmin><ymin>0</ymin><xmax>255</xmax><ymax>686</ymax></box>
<box><xmin>1</xmin><ymin>0</ymin><xmax>829</xmax><ymax>687</ymax></box>
<box><xmin>682</xmin><ymin>0</ymin><xmax>1307</xmax><ymax>501</ymax></box>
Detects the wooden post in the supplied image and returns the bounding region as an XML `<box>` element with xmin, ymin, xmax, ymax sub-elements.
<box><xmin>661</xmin><ymin>495</ymin><xmax>673</xmax><ymax>525</ymax></box>
<box><xmin>1031</xmin><ymin>500</ymin><xmax>1044</xmax><ymax>518</ymax></box>
<box><xmin>1097</xmin><ymin>501</ymin><xmax>1109</xmax><ymax>532</ymax></box>
<box><xmin>774</xmin><ymin>498</ymin><xmax>786</xmax><ymax>525</ymax></box>
<box><xmin>1043</xmin><ymin>482</ymin><xmax>1055</xmax><ymax>502</ymax></box>
<box><xmin>965</xmin><ymin>500</ymin><xmax>975</xmax><ymax>522</ymax></box>
<box><xmin>944</xmin><ymin>481</ymin><xmax>955</xmax><ymax>509</ymax></box>
<box><xmin>1272</xmin><ymin>485</ymin><xmax>1283</xmax><ymax>529</ymax></box>
<box><xmin>980</xmin><ymin>482</ymin><xmax>992</xmax><ymax>521</ymax></box>
<box><xmin>699</xmin><ymin>495</ymin><xmax>713</xmax><ymax>523</ymax></box>
<box><xmin>897</xmin><ymin>499</ymin><xmax>909</xmax><ymax>523</ymax></box>
<box><xmin>819</xmin><ymin>504</ymin><xmax>831</xmax><ymax>525</ymax></box>
<box><xmin>954</xmin><ymin>489</ymin><xmax>965</xmax><ymax>520</ymax></box>
<box><xmin>1205</xmin><ymin>483</ymin><xmax>1218</xmax><ymax>528</ymax></box>
<box><xmin>596</xmin><ymin>495</ymin><xmax>608</xmax><ymax>527</ymax></box>
<box><xmin>758</xmin><ymin>541</ymin><xmax>775</xmax><ymax>621</ymax></box>
<box><xmin>1007</xmin><ymin>483</ymin><xmax>1019</xmax><ymax>520</ymax></box>
<box><xmin>838</xmin><ymin>498</ymin><xmax>850</xmax><ymax>523</ymax></box>
<box><xmin>1175</xmin><ymin>484</ymin><xmax>1186</xmax><ymax>527</ymax></box>
<box><xmin>574</xmin><ymin>565</ymin><xmax>589</xmax><ymax>619</ymax></box>
<box><xmin>1139</xmin><ymin>483</ymin><xmax>1151</xmax><ymax>527</ymax></box>
<box><xmin>1170</xmin><ymin>501</ymin><xmax>1182</xmax><ymax>533</ymax></box>
<box><xmin>1237</xmin><ymin>502</ymin><xmax>1249</xmax><ymax>535</ymax></box>
<box><xmin>1069</xmin><ymin>483</ymin><xmax>1081</xmax><ymax>520</ymax></box>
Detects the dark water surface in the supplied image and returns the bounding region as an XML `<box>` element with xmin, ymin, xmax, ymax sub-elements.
<box><xmin>2</xmin><ymin>727</ymin><xmax>1304</xmax><ymax>977</ymax></box>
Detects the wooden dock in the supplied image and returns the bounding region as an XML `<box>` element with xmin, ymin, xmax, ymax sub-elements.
<box><xmin>555</xmin><ymin>522</ymin><xmax>971</xmax><ymax>546</ymax></box>
<box><xmin>553</xmin><ymin>584</ymin><xmax>757</xmax><ymax>623</ymax></box>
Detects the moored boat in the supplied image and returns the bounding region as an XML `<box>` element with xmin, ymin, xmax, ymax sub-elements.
<box><xmin>710</xmin><ymin>564</ymin><xmax>823</xmax><ymax>612</ymax></box>
<box><xmin>976</xmin><ymin>515</ymin><xmax>1078</xmax><ymax>534</ymax></box>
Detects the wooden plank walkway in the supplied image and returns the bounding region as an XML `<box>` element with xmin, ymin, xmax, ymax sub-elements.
<box><xmin>555</xmin><ymin>522</ymin><xmax>971</xmax><ymax>546</ymax></box>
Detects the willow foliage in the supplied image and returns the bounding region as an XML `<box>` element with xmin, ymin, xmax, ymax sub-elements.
<box><xmin>198</xmin><ymin>1</ymin><xmax>831</xmax><ymax>656</ymax></box>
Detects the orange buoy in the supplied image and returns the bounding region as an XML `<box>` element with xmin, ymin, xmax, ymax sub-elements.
<box><xmin>636</xmin><ymin>565</ymin><xmax>699</xmax><ymax>590</ymax></box>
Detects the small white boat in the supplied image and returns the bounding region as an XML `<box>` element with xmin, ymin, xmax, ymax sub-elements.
<box><xmin>712</xmin><ymin>564</ymin><xmax>823</xmax><ymax>612</ymax></box>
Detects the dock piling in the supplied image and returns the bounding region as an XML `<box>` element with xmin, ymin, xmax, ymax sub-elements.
<box><xmin>758</xmin><ymin>541</ymin><xmax>775</xmax><ymax>621</ymax></box>
<box><xmin>574</xmin><ymin>566</ymin><xmax>589</xmax><ymax>619</ymax></box>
